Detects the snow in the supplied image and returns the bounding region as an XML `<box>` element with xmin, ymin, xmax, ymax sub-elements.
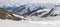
<box><xmin>0</xmin><ymin>20</ymin><xmax>60</xmax><ymax>27</ymax></box>
<box><xmin>7</xmin><ymin>14</ymin><xmax>12</xmax><ymax>17</ymax></box>
<box><xmin>37</xmin><ymin>9</ymin><xmax>51</xmax><ymax>13</ymax></box>
<box><xmin>54</xmin><ymin>7</ymin><xmax>60</xmax><ymax>14</ymax></box>
<box><xmin>13</xmin><ymin>14</ymin><xmax>24</xmax><ymax>18</ymax></box>
<box><xmin>24</xmin><ymin>7</ymin><xmax>60</xmax><ymax>21</ymax></box>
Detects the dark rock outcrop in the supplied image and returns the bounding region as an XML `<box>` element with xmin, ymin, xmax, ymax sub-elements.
<box><xmin>41</xmin><ymin>8</ymin><xmax>55</xmax><ymax>18</ymax></box>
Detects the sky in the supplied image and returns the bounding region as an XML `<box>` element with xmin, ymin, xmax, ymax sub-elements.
<box><xmin>0</xmin><ymin>0</ymin><xmax>60</xmax><ymax>7</ymax></box>
<box><xmin>0</xmin><ymin>0</ymin><xmax>60</xmax><ymax>4</ymax></box>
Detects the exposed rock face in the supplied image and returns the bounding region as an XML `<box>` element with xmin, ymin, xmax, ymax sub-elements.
<box><xmin>0</xmin><ymin>8</ymin><xmax>24</xmax><ymax>21</ymax></box>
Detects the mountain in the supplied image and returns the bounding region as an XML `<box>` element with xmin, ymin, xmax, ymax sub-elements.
<box><xmin>1</xmin><ymin>3</ymin><xmax>60</xmax><ymax>21</ymax></box>
<box><xmin>0</xmin><ymin>8</ymin><xmax>24</xmax><ymax>21</ymax></box>
<box><xmin>2</xmin><ymin>5</ymin><xmax>17</xmax><ymax>12</ymax></box>
<box><xmin>11</xmin><ymin>4</ymin><xmax>46</xmax><ymax>17</ymax></box>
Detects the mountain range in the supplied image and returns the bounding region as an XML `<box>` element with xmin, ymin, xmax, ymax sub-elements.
<box><xmin>0</xmin><ymin>3</ymin><xmax>60</xmax><ymax>21</ymax></box>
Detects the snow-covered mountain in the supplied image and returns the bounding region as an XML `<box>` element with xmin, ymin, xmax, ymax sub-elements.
<box><xmin>11</xmin><ymin>4</ymin><xmax>55</xmax><ymax>17</ymax></box>
<box><xmin>11</xmin><ymin>4</ymin><xmax>60</xmax><ymax>21</ymax></box>
<box><xmin>1</xmin><ymin>3</ymin><xmax>60</xmax><ymax>21</ymax></box>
